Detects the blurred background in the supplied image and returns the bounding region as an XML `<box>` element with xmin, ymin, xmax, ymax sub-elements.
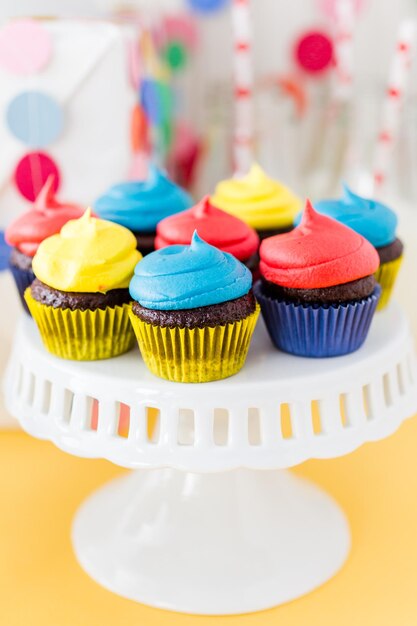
<box><xmin>1</xmin><ymin>0</ymin><xmax>417</xmax><ymax>210</ymax></box>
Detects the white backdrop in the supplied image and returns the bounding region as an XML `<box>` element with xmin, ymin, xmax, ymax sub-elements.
<box><xmin>1</xmin><ymin>0</ymin><xmax>416</xmax><ymax>84</ymax></box>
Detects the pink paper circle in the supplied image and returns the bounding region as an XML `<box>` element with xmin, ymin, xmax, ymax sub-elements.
<box><xmin>316</xmin><ymin>0</ymin><xmax>365</xmax><ymax>19</ymax></box>
<box><xmin>0</xmin><ymin>20</ymin><xmax>52</xmax><ymax>75</ymax></box>
<box><xmin>14</xmin><ymin>152</ymin><xmax>60</xmax><ymax>202</ymax></box>
<box><xmin>294</xmin><ymin>31</ymin><xmax>334</xmax><ymax>74</ymax></box>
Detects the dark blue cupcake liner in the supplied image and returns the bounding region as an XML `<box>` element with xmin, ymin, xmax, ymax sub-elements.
<box><xmin>9</xmin><ymin>259</ymin><xmax>35</xmax><ymax>315</ymax></box>
<box><xmin>0</xmin><ymin>231</ymin><xmax>11</xmax><ymax>272</ymax></box>
<box><xmin>253</xmin><ymin>281</ymin><xmax>381</xmax><ymax>358</ymax></box>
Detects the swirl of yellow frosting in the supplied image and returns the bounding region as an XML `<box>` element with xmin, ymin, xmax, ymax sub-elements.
<box><xmin>32</xmin><ymin>209</ymin><xmax>142</xmax><ymax>293</ymax></box>
<box><xmin>211</xmin><ymin>164</ymin><xmax>301</xmax><ymax>230</ymax></box>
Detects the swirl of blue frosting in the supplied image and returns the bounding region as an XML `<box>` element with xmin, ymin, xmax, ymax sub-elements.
<box><xmin>129</xmin><ymin>231</ymin><xmax>253</xmax><ymax>310</ymax></box>
<box><xmin>94</xmin><ymin>166</ymin><xmax>193</xmax><ymax>233</ymax></box>
<box><xmin>296</xmin><ymin>185</ymin><xmax>398</xmax><ymax>248</ymax></box>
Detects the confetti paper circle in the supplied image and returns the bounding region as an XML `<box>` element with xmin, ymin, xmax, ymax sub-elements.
<box><xmin>14</xmin><ymin>152</ymin><xmax>60</xmax><ymax>202</ymax></box>
<box><xmin>186</xmin><ymin>0</ymin><xmax>229</xmax><ymax>14</ymax></box>
<box><xmin>141</xmin><ymin>79</ymin><xmax>161</xmax><ymax>125</ymax></box>
<box><xmin>294</xmin><ymin>31</ymin><xmax>334</xmax><ymax>74</ymax></box>
<box><xmin>163</xmin><ymin>40</ymin><xmax>188</xmax><ymax>72</ymax></box>
<box><xmin>317</xmin><ymin>0</ymin><xmax>365</xmax><ymax>19</ymax></box>
<box><xmin>162</xmin><ymin>119</ymin><xmax>174</xmax><ymax>152</ymax></box>
<box><xmin>276</xmin><ymin>74</ymin><xmax>308</xmax><ymax>116</ymax></box>
<box><xmin>131</xmin><ymin>104</ymin><xmax>149</xmax><ymax>152</ymax></box>
<box><xmin>157</xmin><ymin>15</ymin><xmax>198</xmax><ymax>50</ymax></box>
<box><xmin>128</xmin><ymin>40</ymin><xmax>141</xmax><ymax>90</ymax></box>
<box><xmin>6</xmin><ymin>91</ymin><xmax>64</xmax><ymax>147</ymax></box>
<box><xmin>0</xmin><ymin>20</ymin><xmax>52</xmax><ymax>75</ymax></box>
<box><xmin>158</xmin><ymin>82</ymin><xmax>174</xmax><ymax>122</ymax></box>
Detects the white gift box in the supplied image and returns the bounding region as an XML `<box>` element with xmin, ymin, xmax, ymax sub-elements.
<box><xmin>0</xmin><ymin>19</ymin><xmax>135</xmax><ymax>228</ymax></box>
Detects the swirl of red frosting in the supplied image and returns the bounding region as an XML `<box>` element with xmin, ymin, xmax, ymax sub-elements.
<box><xmin>5</xmin><ymin>176</ymin><xmax>85</xmax><ymax>257</ymax></box>
<box><xmin>260</xmin><ymin>200</ymin><xmax>380</xmax><ymax>289</ymax></box>
<box><xmin>155</xmin><ymin>195</ymin><xmax>260</xmax><ymax>261</ymax></box>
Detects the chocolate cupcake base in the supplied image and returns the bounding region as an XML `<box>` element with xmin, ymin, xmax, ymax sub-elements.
<box><xmin>256</xmin><ymin>225</ymin><xmax>294</xmax><ymax>241</ymax></box>
<box><xmin>134</xmin><ymin>231</ymin><xmax>156</xmax><ymax>256</ymax></box>
<box><xmin>132</xmin><ymin>292</ymin><xmax>257</xmax><ymax>329</ymax></box>
<box><xmin>244</xmin><ymin>253</ymin><xmax>259</xmax><ymax>274</ymax></box>
<box><xmin>376</xmin><ymin>237</ymin><xmax>404</xmax><ymax>264</ymax></box>
<box><xmin>261</xmin><ymin>275</ymin><xmax>377</xmax><ymax>305</ymax></box>
<box><xmin>30</xmin><ymin>279</ymin><xmax>132</xmax><ymax>311</ymax></box>
<box><xmin>10</xmin><ymin>247</ymin><xmax>33</xmax><ymax>271</ymax></box>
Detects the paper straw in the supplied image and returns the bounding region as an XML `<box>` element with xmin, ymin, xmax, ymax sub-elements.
<box><xmin>231</xmin><ymin>0</ymin><xmax>254</xmax><ymax>175</ymax></box>
<box><xmin>373</xmin><ymin>19</ymin><xmax>416</xmax><ymax>193</ymax></box>
<box><xmin>332</xmin><ymin>0</ymin><xmax>355</xmax><ymax>102</ymax></box>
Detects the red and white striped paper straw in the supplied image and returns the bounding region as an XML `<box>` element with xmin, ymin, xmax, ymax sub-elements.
<box><xmin>333</xmin><ymin>0</ymin><xmax>355</xmax><ymax>102</ymax></box>
<box><xmin>373</xmin><ymin>19</ymin><xmax>416</xmax><ymax>193</ymax></box>
<box><xmin>231</xmin><ymin>0</ymin><xmax>254</xmax><ymax>176</ymax></box>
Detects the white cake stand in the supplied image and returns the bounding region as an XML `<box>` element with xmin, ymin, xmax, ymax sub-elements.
<box><xmin>4</xmin><ymin>305</ymin><xmax>417</xmax><ymax>615</ymax></box>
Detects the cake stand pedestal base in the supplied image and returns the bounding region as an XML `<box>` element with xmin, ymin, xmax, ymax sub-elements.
<box><xmin>72</xmin><ymin>468</ymin><xmax>350</xmax><ymax>615</ymax></box>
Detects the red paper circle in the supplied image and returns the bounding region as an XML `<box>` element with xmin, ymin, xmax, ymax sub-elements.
<box><xmin>295</xmin><ymin>31</ymin><xmax>334</xmax><ymax>74</ymax></box>
<box><xmin>14</xmin><ymin>152</ymin><xmax>60</xmax><ymax>202</ymax></box>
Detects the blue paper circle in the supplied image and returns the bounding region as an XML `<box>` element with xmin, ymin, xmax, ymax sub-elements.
<box><xmin>0</xmin><ymin>231</ymin><xmax>11</xmax><ymax>272</ymax></box>
<box><xmin>6</xmin><ymin>91</ymin><xmax>64</xmax><ymax>147</ymax></box>
<box><xmin>186</xmin><ymin>0</ymin><xmax>229</xmax><ymax>13</ymax></box>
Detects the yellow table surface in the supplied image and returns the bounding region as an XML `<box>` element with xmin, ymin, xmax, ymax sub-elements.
<box><xmin>1</xmin><ymin>414</ymin><xmax>417</xmax><ymax>626</ymax></box>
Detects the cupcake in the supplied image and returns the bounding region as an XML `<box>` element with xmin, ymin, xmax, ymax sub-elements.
<box><xmin>155</xmin><ymin>195</ymin><xmax>260</xmax><ymax>272</ymax></box>
<box><xmin>25</xmin><ymin>210</ymin><xmax>141</xmax><ymax>361</ymax></box>
<box><xmin>313</xmin><ymin>185</ymin><xmax>404</xmax><ymax>310</ymax></box>
<box><xmin>211</xmin><ymin>163</ymin><xmax>301</xmax><ymax>240</ymax></box>
<box><xmin>5</xmin><ymin>176</ymin><xmax>84</xmax><ymax>314</ymax></box>
<box><xmin>254</xmin><ymin>201</ymin><xmax>381</xmax><ymax>358</ymax></box>
<box><xmin>94</xmin><ymin>165</ymin><xmax>193</xmax><ymax>255</ymax></box>
<box><xmin>129</xmin><ymin>231</ymin><xmax>260</xmax><ymax>383</ymax></box>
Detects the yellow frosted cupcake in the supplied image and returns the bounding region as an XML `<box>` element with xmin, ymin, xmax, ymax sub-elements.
<box><xmin>25</xmin><ymin>209</ymin><xmax>142</xmax><ymax>361</ymax></box>
<box><xmin>212</xmin><ymin>164</ymin><xmax>301</xmax><ymax>240</ymax></box>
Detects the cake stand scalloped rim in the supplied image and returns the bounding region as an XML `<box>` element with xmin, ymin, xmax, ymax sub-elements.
<box><xmin>4</xmin><ymin>303</ymin><xmax>417</xmax><ymax>472</ymax></box>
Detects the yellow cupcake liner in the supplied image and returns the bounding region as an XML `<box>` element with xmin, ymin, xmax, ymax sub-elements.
<box><xmin>374</xmin><ymin>255</ymin><xmax>403</xmax><ymax>311</ymax></box>
<box><xmin>129</xmin><ymin>304</ymin><xmax>260</xmax><ymax>383</ymax></box>
<box><xmin>25</xmin><ymin>289</ymin><xmax>135</xmax><ymax>361</ymax></box>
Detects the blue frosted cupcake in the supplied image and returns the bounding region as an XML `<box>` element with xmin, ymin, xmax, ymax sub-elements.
<box><xmin>129</xmin><ymin>231</ymin><xmax>260</xmax><ymax>382</ymax></box>
<box><xmin>94</xmin><ymin>165</ymin><xmax>193</xmax><ymax>255</ymax></box>
<box><xmin>311</xmin><ymin>185</ymin><xmax>403</xmax><ymax>310</ymax></box>
<box><xmin>256</xmin><ymin>201</ymin><xmax>381</xmax><ymax>358</ymax></box>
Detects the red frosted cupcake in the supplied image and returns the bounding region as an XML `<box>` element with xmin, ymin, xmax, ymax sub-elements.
<box><xmin>155</xmin><ymin>195</ymin><xmax>260</xmax><ymax>271</ymax></box>
<box><xmin>254</xmin><ymin>200</ymin><xmax>381</xmax><ymax>357</ymax></box>
<box><xmin>5</xmin><ymin>176</ymin><xmax>84</xmax><ymax>313</ymax></box>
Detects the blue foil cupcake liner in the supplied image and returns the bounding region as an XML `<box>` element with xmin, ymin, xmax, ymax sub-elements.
<box><xmin>254</xmin><ymin>281</ymin><xmax>381</xmax><ymax>358</ymax></box>
<box><xmin>9</xmin><ymin>259</ymin><xmax>35</xmax><ymax>315</ymax></box>
<box><xmin>0</xmin><ymin>231</ymin><xmax>11</xmax><ymax>272</ymax></box>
